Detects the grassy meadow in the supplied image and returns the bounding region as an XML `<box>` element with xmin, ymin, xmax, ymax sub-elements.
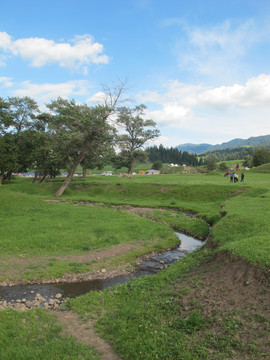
<box><xmin>0</xmin><ymin>167</ymin><xmax>269</xmax><ymax>359</ymax></box>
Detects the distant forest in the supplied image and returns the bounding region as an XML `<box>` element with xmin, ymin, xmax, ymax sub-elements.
<box><xmin>199</xmin><ymin>147</ymin><xmax>255</xmax><ymax>162</ymax></box>
<box><xmin>147</xmin><ymin>145</ymin><xmax>201</xmax><ymax>166</ymax></box>
<box><xmin>146</xmin><ymin>144</ymin><xmax>270</xmax><ymax>167</ymax></box>
<box><xmin>146</xmin><ymin>145</ymin><xmax>260</xmax><ymax>166</ymax></box>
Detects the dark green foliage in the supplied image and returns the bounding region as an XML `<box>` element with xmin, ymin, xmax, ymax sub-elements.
<box><xmin>200</xmin><ymin>146</ymin><xmax>255</xmax><ymax>162</ymax></box>
<box><xmin>147</xmin><ymin>144</ymin><xmax>199</xmax><ymax>166</ymax></box>
<box><xmin>218</xmin><ymin>162</ymin><xmax>228</xmax><ymax>171</ymax></box>
<box><xmin>0</xmin><ymin>97</ymin><xmax>41</xmax><ymax>182</ymax></box>
<box><xmin>252</xmin><ymin>147</ymin><xmax>270</xmax><ymax>167</ymax></box>
<box><xmin>205</xmin><ymin>155</ymin><xmax>216</xmax><ymax>171</ymax></box>
<box><xmin>115</xmin><ymin>105</ymin><xmax>160</xmax><ymax>176</ymax></box>
<box><xmin>152</xmin><ymin>160</ymin><xmax>163</xmax><ymax>170</ymax></box>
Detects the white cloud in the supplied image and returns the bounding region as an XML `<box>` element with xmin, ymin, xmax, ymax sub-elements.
<box><xmin>0</xmin><ymin>32</ymin><xmax>11</xmax><ymax>50</ymax></box>
<box><xmin>86</xmin><ymin>91</ymin><xmax>107</xmax><ymax>105</ymax></box>
<box><xmin>0</xmin><ymin>32</ymin><xmax>109</xmax><ymax>73</ymax></box>
<box><xmin>198</xmin><ymin>74</ymin><xmax>270</xmax><ymax>108</ymax></box>
<box><xmin>138</xmin><ymin>74</ymin><xmax>270</xmax><ymax>143</ymax></box>
<box><xmin>173</xmin><ymin>19</ymin><xmax>270</xmax><ymax>82</ymax></box>
<box><xmin>0</xmin><ymin>76</ymin><xmax>13</xmax><ymax>87</ymax></box>
<box><xmin>148</xmin><ymin>104</ymin><xmax>193</xmax><ymax>127</ymax></box>
<box><xmin>12</xmin><ymin>80</ymin><xmax>90</xmax><ymax>104</ymax></box>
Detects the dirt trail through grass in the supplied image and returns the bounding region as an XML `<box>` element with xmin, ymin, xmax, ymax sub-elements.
<box><xmin>55</xmin><ymin>310</ymin><xmax>121</xmax><ymax>360</ymax></box>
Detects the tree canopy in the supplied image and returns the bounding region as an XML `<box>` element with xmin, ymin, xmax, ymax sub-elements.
<box><xmin>114</xmin><ymin>105</ymin><xmax>160</xmax><ymax>176</ymax></box>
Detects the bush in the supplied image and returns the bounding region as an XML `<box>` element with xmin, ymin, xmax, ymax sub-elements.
<box><xmin>206</xmin><ymin>155</ymin><xmax>216</xmax><ymax>171</ymax></box>
<box><xmin>218</xmin><ymin>162</ymin><xmax>227</xmax><ymax>171</ymax></box>
<box><xmin>152</xmin><ymin>160</ymin><xmax>163</xmax><ymax>170</ymax></box>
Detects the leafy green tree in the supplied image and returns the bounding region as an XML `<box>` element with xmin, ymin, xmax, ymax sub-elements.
<box><xmin>243</xmin><ymin>155</ymin><xmax>253</xmax><ymax>168</ymax></box>
<box><xmin>81</xmin><ymin>145</ymin><xmax>115</xmax><ymax>177</ymax></box>
<box><xmin>0</xmin><ymin>98</ymin><xmax>12</xmax><ymax>184</ymax></box>
<box><xmin>152</xmin><ymin>160</ymin><xmax>163</xmax><ymax>170</ymax></box>
<box><xmin>8</xmin><ymin>96</ymin><xmax>40</xmax><ymax>135</ymax></box>
<box><xmin>115</xmin><ymin>105</ymin><xmax>160</xmax><ymax>177</ymax></box>
<box><xmin>0</xmin><ymin>134</ymin><xmax>18</xmax><ymax>184</ymax></box>
<box><xmin>218</xmin><ymin>162</ymin><xmax>228</xmax><ymax>172</ymax></box>
<box><xmin>0</xmin><ymin>97</ymin><xmax>12</xmax><ymax>134</ymax></box>
<box><xmin>49</xmin><ymin>82</ymin><xmax>126</xmax><ymax>195</ymax></box>
<box><xmin>45</xmin><ymin>99</ymin><xmax>115</xmax><ymax>196</ymax></box>
<box><xmin>205</xmin><ymin>155</ymin><xmax>216</xmax><ymax>171</ymax></box>
<box><xmin>0</xmin><ymin>96</ymin><xmax>40</xmax><ymax>181</ymax></box>
<box><xmin>252</xmin><ymin>147</ymin><xmax>270</xmax><ymax>167</ymax></box>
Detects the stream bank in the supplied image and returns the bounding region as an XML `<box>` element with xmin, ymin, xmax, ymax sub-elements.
<box><xmin>0</xmin><ymin>233</ymin><xmax>206</xmax><ymax>311</ymax></box>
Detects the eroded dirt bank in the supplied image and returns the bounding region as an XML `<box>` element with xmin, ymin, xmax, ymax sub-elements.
<box><xmin>53</xmin><ymin>251</ymin><xmax>269</xmax><ymax>360</ymax></box>
<box><xmin>174</xmin><ymin>250</ymin><xmax>270</xmax><ymax>359</ymax></box>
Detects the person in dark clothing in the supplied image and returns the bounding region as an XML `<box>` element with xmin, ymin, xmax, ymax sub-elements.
<box><xmin>241</xmin><ymin>172</ymin><xmax>244</xmax><ymax>182</ymax></box>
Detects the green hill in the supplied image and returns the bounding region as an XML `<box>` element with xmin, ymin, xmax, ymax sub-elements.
<box><xmin>177</xmin><ymin>134</ymin><xmax>270</xmax><ymax>153</ymax></box>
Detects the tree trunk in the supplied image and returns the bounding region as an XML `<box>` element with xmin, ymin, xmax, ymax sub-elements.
<box><xmin>0</xmin><ymin>174</ymin><xmax>3</xmax><ymax>185</ymax></box>
<box><xmin>7</xmin><ymin>170</ymin><xmax>12</xmax><ymax>180</ymax></box>
<box><xmin>39</xmin><ymin>174</ymin><xmax>47</xmax><ymax>183</ymax></box>
<box><xmin>32</xmin><ymin>172</ymin><xmax>38</xmax><ymax>183</ymax></box>
<box><xmin>82</xmin><ymin>165</ymin><xmax>87</xmax><ymax>178</ymax></box>
<box><xmin>54</xmin><ymin>147</ymin><xmax>87</xmax><ymax>197</ymax></box>
<box><xmin>128</xmin><ymin>162</ymin><xmax>134</xmax><ymax>178</ymax></box>
<box><xmin>3</xmin><ymin>170</ymin><xmax>12</xmax><ymax>180</ymax></box>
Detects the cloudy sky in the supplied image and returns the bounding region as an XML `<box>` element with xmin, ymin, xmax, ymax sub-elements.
<box><xmin>1</xmin><ymin>0</ymin><xmax>270</xmax><ymax>146</ymax></box>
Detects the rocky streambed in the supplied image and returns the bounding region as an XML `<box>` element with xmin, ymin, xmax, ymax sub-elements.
<box><xmin>0</xmin><ymin>292</ymin><xmax>64</xmax><ymax>311</ymax></box>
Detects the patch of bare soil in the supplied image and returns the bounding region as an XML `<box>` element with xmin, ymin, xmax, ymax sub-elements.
<box><xmin>0</xmin><ymin>243</ymin><xmax>140</xmax><ymax>286</ymax></box>
<box><xmin>175</xmin><ymin>251</ymin><xmax>270</xmax><ymax>359</ymax></box>
<box><xmin>118</xmin><ymin>205</ymin><xmax>155</xmax><ymax>217</ymax></box>
<box><xmin>54</xmin><ymin>310</ymin><xmax>121</xmax><ymax>360</ymax></box>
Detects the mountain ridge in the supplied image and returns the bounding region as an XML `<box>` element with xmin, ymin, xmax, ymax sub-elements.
<box><xmin>177</xmin><ymin>135</ymin><xmax>270</xmax><ymax>153</ymax></box>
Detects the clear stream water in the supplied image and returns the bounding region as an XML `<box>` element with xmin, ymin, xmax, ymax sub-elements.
<box><xmin>0</xmin><ymin>233</ymin><xmax>205</xmax><ymax>303</ymax></box>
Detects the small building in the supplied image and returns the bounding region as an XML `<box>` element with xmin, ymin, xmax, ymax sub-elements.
<box><xmin>145</xmin><ymin>169</ymin><xmax>160</xmax><ymax>175</ymax></box>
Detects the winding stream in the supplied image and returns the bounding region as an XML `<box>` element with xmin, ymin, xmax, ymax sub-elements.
<box><xmin>0</xmin><ymin>233</ymin><xmax>206</xmax><ymax>308</ymax></box>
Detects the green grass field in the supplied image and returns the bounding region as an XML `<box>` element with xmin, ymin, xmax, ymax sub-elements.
<box><xmin>0</xmin><ymin>309</ymin><xmax>100</xmax><ymax>360</ymax></box>
<box><xmin>0</xmin><ymin>168</ymin><xmax>269</xmax><ymax>359</ymax></box>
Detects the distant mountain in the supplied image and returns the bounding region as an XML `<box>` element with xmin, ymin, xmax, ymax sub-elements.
<box><xmin>176</xmin><ymin>143</ymin><xmax>212</xmax><ymax>153</ymax></box>
<box><xmin>177</xmin><ymin>135</ymin><xmax>270</xmax><ymax>154</ymax></box>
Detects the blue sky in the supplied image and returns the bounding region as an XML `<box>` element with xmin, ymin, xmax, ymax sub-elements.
<box><xmin>1</xmin><ymin>0</ymin><xmax>270</xmax><ymax>146</ymax></box>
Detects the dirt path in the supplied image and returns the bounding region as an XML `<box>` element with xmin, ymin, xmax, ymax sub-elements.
<box><xmin>54</xmin><ymin>310</ymin><xmax>121</xmax><ymax>360</ymax></box>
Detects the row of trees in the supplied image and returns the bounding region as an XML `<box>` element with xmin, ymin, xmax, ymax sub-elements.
<box><xmin>200</xmin><ymin>147</ymin><xmax>255</xmax><ymax>162</ymax></box>
<box><xmin>0</xmin><ymin>84</ymin><xmax>160</xmax><ymax>195</ymax></box>
<box><xmin>147</xmin><ymin>144</ymin><xmax>202</xmax><ymax>166</ymax></box>
<box><xmin>204</xmin><ymin>147</ymin><xmax>270</xmax><ymax>171</ymax></box>
<box><xmin>246</xmin><ymin>147</ymin><xmax>270</xmax><ymax>167</ymax></box>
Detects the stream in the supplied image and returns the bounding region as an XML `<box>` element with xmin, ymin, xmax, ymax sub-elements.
<box><xmin>0</xmin><ymin>233</ymin><xmax>205</xmax><ymax>308</ymax></box>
